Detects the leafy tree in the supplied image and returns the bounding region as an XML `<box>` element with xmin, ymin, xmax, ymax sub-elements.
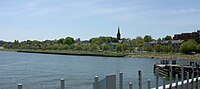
<box><xmin>163</xmin><ymin>35</ymin><xmax>172</xmax><ymax>40</ymax></box>
<box><xmin>154</xmin><ymin>44</ymin><xmax>162</xmax><ymax>52</ymax></box>
<box><xmin>180</xmin><ymin>39</ymin><xmax>198</xmax><ymax>54</ymax></box>
<box><xmin>165</xmin><ymin>45</ymin><xmax>173</xmax><ymax>53</ymax></box>
<box><xmin>63</xmin><ymin>37</ymin><xmax>75</xmax><ymax>45</ymax></box>
<box><xmin>90</xmin><ymin>38</ymin><xmax>101</xmax><ymax>45</ymax></box>
<box><xmin>70</xmin><ymin>44</ymin><xmax>76</xmax><ymax>50</ymax></box>
<box><xmin>101</xmin><ymin>44</ymin><xmax>109</xmax><ymax>52</ymax></box>
<box><xmin>63</xmin><ymin>44</ymin><xmax>70</xmax><ymax>50</ymax></box>
<box><xmin>144</xmin><ymin>35</ymin><xmax>153</xmax><ymax>43</ymax></box>
<box><xmin>144</xmin><ymin>46</ymin><xmax>153</xmax><ymax>52</ymax></box>
<box><xmin>83</xmin><ymin>45</ymin><xmax>90</xmax><ymax>51</ymax></box>
<box><xmin>196</xmin><ymin>44</ymin><xmax>200</xmax><ymax>53</ymax></box>
<box><xmin>121</xmin><ymin>44</ymin><xmax>128</xmax><ymax>52</ymax></box>
<box><xmin>74</xmin><ymin>45</ymin><xmax>82</xmax><ymax>51</ymax></box>
<box><xmin>57</xmin><ymin>38</ymin><xmax>64</xmax><ymax>44</ymax></box>
<box><xmin>131</xmin><ymin>39</ymin><xmax>136</xmax><ymax>47</ymax></box>
<box><xmin>116</xmin><ymin>44</ymin><xmax>122</xmax><ymax>52</ymax></box>
<box><xmin>90</xmin><ymin>44</ymin><xmax>99</xmax><ymax>51</ymax></box>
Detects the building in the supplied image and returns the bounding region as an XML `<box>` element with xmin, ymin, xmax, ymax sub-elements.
<box><xmin>117</xmin><ymin>27</ymin><xmax>121</xmax><ymax>40</ymax></box>
<box><xmin>149</xmin><ymin>40</ymin><xmax>184</xmax><ymax>48</ymax></box>
<box><xmin>0</xmin><ymin>40</ymin><xmax>5</xmax><ymax>46</ymax></box>
<box><xmin>173</xmin><ymin>30</ymin><xmax>200</xmax><ymax>42</ymax></box>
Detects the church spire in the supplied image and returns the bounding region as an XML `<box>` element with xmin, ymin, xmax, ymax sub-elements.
<box><xmin>117</xmin><ymin>27</ymin><xmax>121</xmax><ymax>40</ymax></box>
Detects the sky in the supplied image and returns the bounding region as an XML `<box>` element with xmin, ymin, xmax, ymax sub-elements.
<box><xmin>0</xmin><ymin>0</ymin><xmax>200</xmax><ymax>42</ymax></box>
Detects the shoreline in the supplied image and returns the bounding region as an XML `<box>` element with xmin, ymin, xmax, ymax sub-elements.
<box><xmin>16</xmin><ymin>50</ymin><xmax>127</xmax><ymax>57</ymax></box>
<box><xmin>128</xmin><ymin>53</ymin><xmax>200</xmax><ymax>60</ymax></box>
<box><xmin>1</xmin><ymin>49</ymin><xmax>200</xmax><ymax>60</ymax></box>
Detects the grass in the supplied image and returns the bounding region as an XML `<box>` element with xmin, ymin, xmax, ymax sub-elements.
<box><xmin>128</xmin><ymin>53</ymin><xmax>200</xmax><ymax>60</ymax></box>
<box><xmin>17</xmin><ymin>50</ymin><xmax>127</xmax><ymax>57</ymax></box>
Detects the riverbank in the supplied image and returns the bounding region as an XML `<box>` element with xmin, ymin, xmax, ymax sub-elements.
<box><xmin>1</xmin><ymin>49</ymin><xmax>200</xmax><ymax>60</ymax></box>
<box><xmin>128</xmin><ymin>53</ymin><xmax>200</xmax><ymax>60</ymax></box>
<box><xmin>17</xmin><ymin>50</ymin><xmax>127</xmax><ymax>57</ymax></box>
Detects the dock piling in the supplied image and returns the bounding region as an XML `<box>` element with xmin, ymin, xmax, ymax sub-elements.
<box><xmin>169</xmin><ymin>65</ymin><xmax>172</xmax><ymax>89</ymax></box>
<box><xmin>156</xmin><ymin>68</ymin><xmax>159</xmax><ymax>89</ymax></box>
<box><xmin>18</xmin><ymin>83</ymin><xmax>22</xmax><ymax>89</ymax></box>
<box><xmin>94</xmin><ymin>76</ymin><xmax>99</xmax><ymax>89</ymax></box>
<box><xmin>147</xmin><ymin>79</ymin><xmax>150</xmax><ymax>89</ymax></box>
<box><xmin>138</xmin><ymin>70</ymin><xmax>142</xmax><ymax>89</ymax></box>
<box><xmin>163</xmin><ymin>77</ymin><xmax>165</xmax><ymax>89</ymax></box>
<box><xmin>61</xmin><ymin>78</ymin><xmax>65</xmax><ymax>89</ymax></box>
<box><xmin>119</xmin><ymin>72</ymin><xmax>123</xmax><ymax>89</ymax></box>
<box><xmin>191</xmin><ymin>66</ymin><xmax>194</xmax><ymax>89</ymax></box>
<box><xmin>196</xmin><ymin>71</ymin><xmax>199</xmax><ymax>89</ymax></box>
<box><xmin>129</xmin><ymin>82</ymin><xmax>133</xmax><ymax>89</ymax></box>
<box><xmin>175</xmin><ymin>74</ymin><xmax>178</xmax><ymax>88</ymax></box>
<box><xmin>187</xmin><ymin>72</ymin><xmax>189</xmax><ymax>89</ymax></box>
<box><xmin>181</xmin><ymin>65</ymin><xmax>184</xmax><ymax>89</ymax></box>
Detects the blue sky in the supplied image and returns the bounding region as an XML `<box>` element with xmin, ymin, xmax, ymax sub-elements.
<box><xmin>0</xmin><ymin>0</ymin><xmax>200</xmax><ymax>41</ymax></box>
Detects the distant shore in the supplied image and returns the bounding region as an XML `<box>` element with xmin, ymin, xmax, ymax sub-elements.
<box><xmin>1</xmin><ymin>49</ymin><xmax>200</xmax><ymax>60</ymax></box>
<box><xmin>16</xmin><ymin>50</ymin><xmax>127</xmax><ymax>57</ymax></box>
<box><xmin>128</xmin><ymin>53</ymin><xmax>200</xmax><ymax>60</ymax></box>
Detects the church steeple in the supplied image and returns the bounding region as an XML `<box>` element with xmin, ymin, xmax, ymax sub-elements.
<box><xmin>117</xmin><ymin>27</ymin><xmax>121</xmax><ymax>40</ymax></box>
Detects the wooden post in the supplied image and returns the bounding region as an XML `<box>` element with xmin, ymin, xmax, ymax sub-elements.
<box><xmin>163</xmin><ymin>77</ymin><xmax>165</xmax><ymax>89</ymax></box>
<box><xmin>61</xmin><ymin>78</ymin><xmax>65</xmax><ymax>89</ymax></box>
<box><xmin>169</xmin><ymin>66</ymin><xmax>172</xmax><ymax>89</ymax></box>
<box><xmin>191</xmin><ymin>66</ymin><xmax>194</xmax><ymax>89</ymax></box>
<box><xmin>94</xmin><ymin>76</ymin><xmax>99</xmax><ymax>89</ymax></box>
<box><xmin>187</xmin><ymin>72</ymin><xmax>189</xmax><ymax>89</ymax></box>
<box><xmin>119</xmin><ymin>72</ymin><xmax>123</xmax><ymax>89</ymax></box>
<box><xmin>18</xmin><ymin>83</ymin><xmax>22</xmax><ymax>89</ymax></box>
<box><xmin>176</xmin><ymin>74</ymin><xmax>178</xmax><ymax>88</ymax></box>
<box><xmin>156</xmin><ymin>68</ymin><xmax>159</xmax><ymax>89</ymax></box>
<box><xmin>129</xmin><ymin>82</ymin><xmax>133</xmax><ymax>89</ymax></box>
<box><xmin>181</xmin><ymin>65</ymin><xmax>184</xmax><ymax>89</ymax></box>
<box><xmin>196</xmin><ymin>71</ymin><xmax>199</xmax><ymax>89</ymax></box>
<box><xmin>138</xmin><ymin>70</ymin><xmax>142</xmax><ymax>89</ymax></box>
<box><xmin>147</xmin><ymin>79</ymin><xmax>150</xmax><ymax>89</ymax></box>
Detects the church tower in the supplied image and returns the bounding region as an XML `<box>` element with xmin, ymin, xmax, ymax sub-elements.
<box><xmin>117</xmin><ymin>27</ymin><xmax>121</xmax><ymax>40</ymax></box>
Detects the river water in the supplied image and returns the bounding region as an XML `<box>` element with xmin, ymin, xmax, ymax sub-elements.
<box><xmin>0</xmin><ymin>51</ymin><xmax>197</xmax><ymax>89</ymax></box>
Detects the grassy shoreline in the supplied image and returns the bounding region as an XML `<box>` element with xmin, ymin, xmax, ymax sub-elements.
<box><xmin>1</xmin><ymin>49</ymin><xmax>200</xmax><ymax>60</ymax></box>
<box><xmin>17</xmin><ymin>50</ymin><xmax>127</xmax><ymax>57</ymax></box>
<box><xmin>128</xmin><ymin>53</ymin><xmax>200</xmax><ymax>60</ymax></box>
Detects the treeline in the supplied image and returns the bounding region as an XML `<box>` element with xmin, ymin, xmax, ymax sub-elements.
<box><xmin>3</xmin><ymin>35</ymin><xmax>200</xmax><ymax>54</ymax></box>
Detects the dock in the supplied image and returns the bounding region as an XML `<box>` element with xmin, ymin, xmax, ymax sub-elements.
<box><xmin>154</xmin><ymin>60</ymin><xmax>200</xmax><ymax>78</ymax></box>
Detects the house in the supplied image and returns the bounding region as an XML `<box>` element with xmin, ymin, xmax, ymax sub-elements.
<box><xmin>173</xmin><ymin>30</ymin><xmax>200</xmax><ymax>42</ymax></box>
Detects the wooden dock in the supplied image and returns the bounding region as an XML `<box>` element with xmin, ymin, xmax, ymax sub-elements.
<box><xmin>154</xmin><ymin>60</ymin><xmax>200</xmax><ymax>78</ymax></box>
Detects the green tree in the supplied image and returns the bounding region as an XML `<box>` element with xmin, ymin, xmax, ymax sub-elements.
<box><xmin>144</xmin><ymin>35</ymin><xmax>153</xmax><ymax>43</ymax></box>
<box><xmin>90</xmin><ymin>44</ymin><xmax>99</xmax><ymax>51</ymax></box>
<box><xmin>101</xmin><ymin>44</ymin><xmax>109</xmax><ymax>52</ymax></box>
<box><xmin>154</xmin><ymin>44</ymin><xmax>162</xmax><ymax>52</ymax></box>
<box><xmin>180</xmin><ymin>39</ymin><xmax>198</xmax><ymax>54</ymax></box>
<box><xmin>116</xmin><ymin>44</ymin><xmax>122</xmax><ymax>52</ymax></box>
<box><xmin>121</xmin><ymin>44</ymin><xmax>128</xmax><ymax>52</ymax></box>
<box><xmin>165</xmin><ymin>45</ymin><xmax>173</xmax><ymax>53</ymax></box>
<box><xmin>63</xmin><ymin>37</ymin><xmax>75</xmax><ymax>45</ymax></box>
<box><xmin>58</xmin><ymin>38</ymin><xmax>64</xmax><ymax>44</ymax></box>
<box><xmin>83</xmin><ymin>45</ymin><xmax>90</xmax><ymax>51</ymax></box>
<box><xmin>70</xmin><ymin>44</ymin><xmax>76</xmax><ymax>50</ymax></box>
<box><xmin>144</xmin><ymin>46</ymin><xmax>153</xmax><ymax>52</ymax></box>
<box><xmin>163</xmin><ymin>35</ymin><xmax>172</xmax><ymax>40</ymax></box>
<box><xmin>196</xmin><ymin>44</ymin><xmax>200</xmax><ymax>53</ymax></box>
<box><xmin>63</xmin><ymin>44</ymin><xmax>70</xmax><ymax>50</ymax></box>
<box><xmin>74</xmin><ymin>45</ymin><xmax>82</xmax><ymax>51</ymax></box>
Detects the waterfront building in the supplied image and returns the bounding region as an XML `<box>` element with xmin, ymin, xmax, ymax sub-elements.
<box><xmin>173</xmin><ymin>30</ymin><xmax>200</xmax><ymax>42</ymax></box>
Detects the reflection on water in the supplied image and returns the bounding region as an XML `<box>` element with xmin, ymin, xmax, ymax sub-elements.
<box><xmin>0</xmin><ymin>51</ymin><xmax>197</xmax><ymax>89</ymax></box>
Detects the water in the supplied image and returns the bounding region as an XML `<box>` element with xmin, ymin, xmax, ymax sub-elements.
<box><xmin>0</xmin><ymin>51</ymin><xmax>197</xmax><ymax>89</ymax></box>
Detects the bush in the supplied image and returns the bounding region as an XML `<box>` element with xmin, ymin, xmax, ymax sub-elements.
<box><xmin>196</xmin><ymin>44</ymin><xmax>200</xmax><ymax>53</ymax></box>
<box><xmin>180</xmin><ymin>39</ymin><xmax>198</xmax><ymax>54</ymax></box>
